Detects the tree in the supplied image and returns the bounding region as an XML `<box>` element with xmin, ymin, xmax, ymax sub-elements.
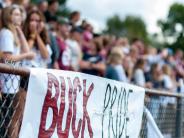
<box><xmin>105</xmin><ymin>15</ymin><xmax>149</xmax><ymax>43</ymax></box>
<box><xmin>123</xmin><ymin>16</ymin><xmax>148</xmax><ymax>43</ymax></box>
<box><xmin>57</xmin><ymin>0</ymin><xmax>71</xmax><ymax>17</ymax></box>
<box><xmin>158</xmin><ymin>3</ymin><xmax>184</xmax><ymax>50</ymax></box>
<box><xmin>58</xmin><ymin>0</ymin><xmax>67</xmax><ymax>5</ymax></box>
<box><xmin>105</xmin><ymin>15</ymin><xmax>125</xmax><ymax>36</ymax></box>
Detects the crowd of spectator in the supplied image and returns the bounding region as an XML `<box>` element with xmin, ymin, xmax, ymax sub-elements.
<box><xmin>0</xmin><ymin>1</ymin><xmax>183</xmax><ymax>137</ymax></box>
<box><xmin>0</xmin><ymin>0</ymin><xmax>183</xmax><ymax>94</ymax></box>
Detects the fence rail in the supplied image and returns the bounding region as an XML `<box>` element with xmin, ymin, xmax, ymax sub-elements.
<box><xmin>0</xmin><ymin>63</ymin><xmax>183</xmax><ymax>138</ymax></box>
<box><xmin>0</xmin><ymin>63</ymin><xmax>29</xmax><ymax>77</ymax></box>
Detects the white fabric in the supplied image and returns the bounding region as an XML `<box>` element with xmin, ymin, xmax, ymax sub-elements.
<box><xmin>66</xmin><ymin>39</ymin><xmax>81</xmax><ymax>71</ymax></box>
<box><xmin>147</xmin><ymin>55</ymin><xmax>165</xmax><ymax>67</ymax></box>
<box><xmin>161</xmin><ymin>75</ymin><xmax>175</xmax><ymax>105</ymax></box>
<box><xmin>0</xmin><ymin>1</ymin><xmax>10</xmax><ymax>8</ymax></box>
<box><xmin>147</xmin><ymin>55</ymin><xmax>162</xmax><ymax>64</ymax></box>
<box><xmin>0</xmin><ymin>28</ymin><xmax>20</xmax><ymax>54</ymax></box>
<box><xmin>19</xmin><ymin>68</ymin><xmax>145</xmax><ymax>138</ymax></box>
<box><xmin>114</xmin><ymin>64</ymin><xmax>128</xmax><ymax>82</ymax></box>
<box><xmin>179</xmin><ymin>79</ymin><xmax>184</xmax><ymax>93</ymax></box>
<box><xmin>0</xmin><ymin>28</ymin><xmax>20</xmax><ymax>94</ymax></box>
<box><xmin>23</xmin><ymin>44</ymin><xmax>52</xmax><ymax>68</ymax></box>
<box><xmin>122</xmin><ymin>47</ymin><xmax>130</xmax><ymax>54</ymax></box>
<box><xmin>162</xmin><ymin>75</ymin><xmax>173</xmax><ymax>89</ymax></box>
<box><xmin>133</xmin><ymin>69</ymin><xmax>145</xmax><ymax>87</ymax></box>
<box><xmin>61</xmin><ymin>47</ymin><xmax>72</xmax><ymax>66</ymax></box>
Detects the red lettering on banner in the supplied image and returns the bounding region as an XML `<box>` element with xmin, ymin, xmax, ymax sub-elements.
<box><xmin>38</xmin><ymin>73</ymin><xmax>94</xmax><ymax>138</ymax></box>
<box><xmin>72</xmin><ymin>77</ymin><xmax>82</xmax><ymax>138</ymax></box>
<box><xmin>81</xmin><ymin>80</ymin><xmax>94</xmax><ymax>138</ymax></box>
<box><xmin>57</xmin><ymin>77</ymin><xmax>72</xmax><ymax>137</ymax></box>
<box><xmin>38</xmin><ymin>73</ymin><xmax>60</xmax><ymax>138</ymax></box>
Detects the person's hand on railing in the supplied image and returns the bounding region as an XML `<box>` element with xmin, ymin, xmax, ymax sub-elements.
<box><xmin>145</xmin><ymin>82</ymin><xmax>152</xmax><ymax>88</ymax></box>
<box><xmin>144</xmin><ymin>95</ymin><xmax>150</xmax><ymax>103</ymax></box>
<box><xmin>25</xmin><ymin>52</ymin><xmax>36</xmax><ymax>60</ymax></box>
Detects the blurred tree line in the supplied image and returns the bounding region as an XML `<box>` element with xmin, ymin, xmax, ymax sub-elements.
<box><xmin>158</xmin><ymin>3</ymin><xmax>184</xmax><ymax>51</ymax></box>
<box><xmin>105</xmin><ymin>3</ymin><xmax>184</xmax><ymax>51</ymax></box>
<box><xmin>104</xmin><ymin>15</ymin><xmax>149</xmax><ymax>44</ymax></box>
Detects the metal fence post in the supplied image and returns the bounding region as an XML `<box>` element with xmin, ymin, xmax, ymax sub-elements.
<box><xmin>175</xmin><ymin>97</ymin><xmax>183</xmax><ymax>138</ymax></box>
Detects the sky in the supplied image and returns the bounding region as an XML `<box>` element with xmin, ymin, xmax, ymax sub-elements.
<box><xmin>67</xmin><ymin>0</ymin><xmax>184</xmax><ymax>34</ymax></box>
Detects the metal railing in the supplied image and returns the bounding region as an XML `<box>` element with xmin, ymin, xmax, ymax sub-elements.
<box><xmin>0</xmin><ymin>63</ymin><xmax>183</xmax><ymax>138</ymax></box>
<box><xmin>0</xmin><ymin>63</ymin><xmax>29</xmax><ymax>138</ymax></box>
<box><xmin>140</xmin><ymin>91</ymin><xmax>184</xmax><ymax>138</ymax></box>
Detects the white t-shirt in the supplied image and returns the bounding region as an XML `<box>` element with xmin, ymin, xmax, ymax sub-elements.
<box><xmin>23</xmin><ymin>44</ymin><xmax>52</xmax><ymax>68</ymax></box>
<box><xmin>0</xmin><ymin>28</ymin><xmax>20</xmax><ymax>94</ymax></box>
<box><xmin>114</xmin><ymin>64</ymin><xmax>128</xmax><ymax>82</ymax></box>
<box><xmin>61</xmin><ymin>47</ymin><xmax>72</xmax><ymax>67</ymax></box>
<box><xmin>66</xmin><ymin>39</ymin><xmax>82</xmax><ymax>71</ymax></box>
<box><xmin>162</xmin><ymin>74</ymin><xmax>173</xmax><ymax>90</ymax></box>
<box><xmin>0</xmin><ymin>28</ymin><xmax>20</xmax><ymax>55</ymax></box>
<box><xmin>161</xmin><ymin>74</ymin><xmax>175</xmax><ymax>105</ymax></box>
<box><xmin>133</xmin><ymin>68</ymin><xmax>145</xmax><ymax>87</ymax></box>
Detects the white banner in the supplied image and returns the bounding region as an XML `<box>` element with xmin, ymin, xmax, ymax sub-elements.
<box><xmin>19</xmin><ymin>68</ymin><xmax>145</xmax><ymax>138</ymax></box>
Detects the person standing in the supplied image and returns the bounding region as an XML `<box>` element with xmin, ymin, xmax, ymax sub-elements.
<box><xmin>0</xmin><ymin>5</ymin><xmax>34</xmax><ymax>93</ymax></box>
<box><xmin>23</xmin><ymin>9</ymin><xmax>52</xmax><ymax>68</ymax></box>
<box><xmin>56</xmin><ymin>19</ymin><xmax>72</xmax><ymax>70</ymax></box>
<box><xmin>0</xmin><ymin>5</ymin><xmax>34</xmax><ymax>137</ymax></box>
<box><xmin>66</xmin><ymin>27</ymin><xmax>82</xmax><ymax>71</ymax></box>
<box><xmin>105</xmin><ymin>47</ymin><xmax>127</xmax><ymax>82</ymax></box>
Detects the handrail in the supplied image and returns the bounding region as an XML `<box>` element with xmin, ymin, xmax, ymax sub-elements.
<box><xmin>145</xmin><ymin>88</ymin><xmax>184</xmax><ymax>98</ymax></box>
<box><xmin>0</xmin><ymin>63</ymin><xmax>183</xmax><ymax>98</ymax></box>
<box><xmin>0</xmin><ymin>63</ymin><xmax>29</xmax><ymax>77</ymax></box>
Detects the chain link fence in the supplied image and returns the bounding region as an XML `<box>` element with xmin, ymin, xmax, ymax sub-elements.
<box><xmin>0</xmin><ymin>63</ymin><xmax>29</xmax><ymax>138</ymax></box>
<box><xmin>0</xmin><ymin>63</ymin><xmax>183</xmax><ymax>138</ymax></box>
<box><xmin>139</xmin><ymin>93</ymin><xmax>184</xmax><ymax>138</ymax></box>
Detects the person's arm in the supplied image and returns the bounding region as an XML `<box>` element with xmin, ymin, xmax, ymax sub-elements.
<box><xmin>36</xmin><ymin>34</ymin><xmax>49</xmax><ymax>59</ymax></box>
<box><xmin>79</xmin><ymin>60</ymin><xmax>91</xmax><ymax>69</ymax></box>
<box><xmin>53</xmin><ymin>61</ymin><xmax>60</xmax><ymax>69</ymax></box>
<box><xmin>16</xmin><ymin>26</ymin><xmax>30</xmax><ymax>53</ymax></box>
<box><xmin>2</xmin><ymin>52</ymin><xmax>35</xmax><ymax>62</ymax></box>
<box><xmin>0</xmin><ymin>29</ymin><xmax>34</xmax><ymax>61</ymax></box>
<box><xmin>91</xmin><ymin>62</ymin><xmax>106</xmax><ymax>72</ymax></box>
<box><xmin>134</xmin><ymin>69</ymin><xmax>145</xmax><ymax>86</ymax></box>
